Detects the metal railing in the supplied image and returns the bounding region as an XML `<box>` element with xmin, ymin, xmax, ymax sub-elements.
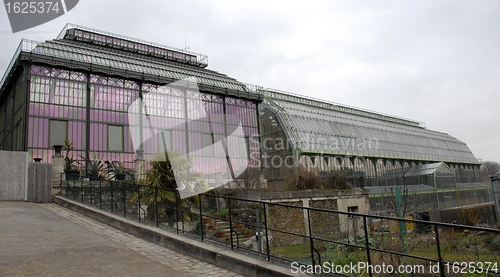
<box><xmin>60</xmin><ymin>173</ymin><xmax>500</xmax><ymax>277</ymax></box>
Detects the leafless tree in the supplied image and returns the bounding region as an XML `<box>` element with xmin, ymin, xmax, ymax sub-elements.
<box><xmin>480</xmin><ymin>161</ymin><xmax>500</xmax><ymax>175</ymax></box>
<box><xmin>234</xmin><ymin>168</ymin><xmax>264</xmax><ymax>191</ymax></box>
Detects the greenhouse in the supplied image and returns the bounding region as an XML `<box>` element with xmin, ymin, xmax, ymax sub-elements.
<box><xmin>259</xmin><ymin>89</ymin><xmax>481</xmax><ymax>184</ymax></box>
<box><xmin>0</xmin><ymin>24</ymin><xmax>260</xmax><ymax>180</ymax></box>
<box><xmin>0</xmin><ymin>24</ymin><xmax>486</xmax><ymax>204</ymax></box>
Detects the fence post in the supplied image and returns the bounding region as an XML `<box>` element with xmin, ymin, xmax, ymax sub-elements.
<box><xmin>175</xmin><ymin>192</ymin><xmax>179</xmax><ymax>234</ymax></box>
<box><xmin>99</xmin><ymin>179</ymin><xmax>102</xmax><ymax>209</ymax></box>
<box><xmin>228</xmin><ymin>198</ymin><xmax>233</xmax><ymax>250</ymax></box>
<box><xmin>307</xmin><ymin>209</ymin><xmax>315</xmax><ymax>269</ymax></box>
<box><xmin>72</xmin><ymin>177</ymin><xmax>76</xmax><ymax>200</ymax></box>
<box><xmin>155</xmin><ymin>187</ymin><xmax>158</xmax><ymax>227</ymax></box>
<box><xmin>89</xmin><ymin>177</ymin><xmax>93</xmax><ymax>206</ymax></box>
<box><xmin>362</xmin><ymin>216</ymin><xmax>373</xmax><ymax>277</ymax></box>
<box><xmin>199</xmin><ymin>194</ymin><xmax>203</xmax><ymax>242</ymax></box>
<box><xmin>137</xmin><ymin>185</ymin><xmax>141</xmax><ymax>222</ymax></box>
<box><xmin>263</xmin><ymin>202</ymin><xmax>270</xmax><ymax>261</ymax></box>
<box><xmin>65</xmin><ymin>173</ymin><xmax>68</xmax><ymax>198</ymax></box>
<box><xmin>123</xmin><ymin>181</ymin><xmax>126</xmax><ymax>217</ymax></box>
<box><xmin>435</xmin><ymin>224</ymin><xmax>445</xmax><ymax>277</ymax></box>
<box><xmin>60</xmin><ymin>172</ymin><xmax>64</xmax><ymax>196</ymax></box>
<box><xmin>110</xmin><ymin>180</ymin><xmax>114</xmax><ymax>213</ymax></box>
<box><xmin>81</xmin><ymin>177</ymin><xmax>84</xmax><ymax>203</ymax></box>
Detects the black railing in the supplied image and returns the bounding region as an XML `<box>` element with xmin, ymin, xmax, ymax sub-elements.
<box><xmin>60</xmin><ymin>173</ymin><xmax>500</xmax><ymax>277</ymax></box>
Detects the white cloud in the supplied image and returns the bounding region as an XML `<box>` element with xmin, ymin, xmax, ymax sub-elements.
<box><xmin>1</xmin><ymin>0</ymin><xmax>499</xmax><ymax>162</ymax></box>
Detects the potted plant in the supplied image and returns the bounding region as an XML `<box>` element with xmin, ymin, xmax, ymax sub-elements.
<box><xmin>217</xmin><ymin>230</ymin><xmax>226</xmax><ymax>238</ymax></box>
<box><xmin>219</xmin><ymin>208</ymin><xmax>229</xmax><ymax>220</ymax></box>
<box><xmin>63</xmin><ymin>139</ymin><xmax>79</xmax><ymax>181</ymax></box>
<box><xmin>203</xmin><ymin>217</ymin><xmax>211</xmax><ymax>224</ymax></box>
<box><xmin>226</xmin><ymin>236</ymin><xmax>231</xmax><ymax>243</ymax></box>
<box><xmin>209</xmin><ymin>224</ymin><xmax>216</xmax><ymax>231</ymax></box>
<box><xmin>79</xmin><ymin>155</ymin><xmax>104</xmax><ymax>179</ymax></box>
<box><xmin>235</xmin><ymin>222</ymin><xmax>244</xmax><ymax>229</ymax></box>
<box><xmin>106</xmin><ymin>160</ymin><xmax>132</xmax><ymax>180</ymax></box>
<box><xmin>244</xmin><ymin>229</ymin><xmax>252</xmax><ymax>238</ymax></box>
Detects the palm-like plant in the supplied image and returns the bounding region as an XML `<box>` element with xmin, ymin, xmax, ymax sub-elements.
<box><xmin>78</xmin><ymin>154</ymin><xmax>104</xmax><ymax>178</ymax></box>
<box><xmin>63</xmin><ymin>139</ymin><xmax>77</xmax><ymax>172</ymax></box>
<box><xmin>106</xmin><ymin>160</ymin><xmax>132</xmax><ymax>180</ymax></box>
<box><xmin>131</xmin><ymin>152</ymin><xmax>209</xmax><ymax>223</ymax></box>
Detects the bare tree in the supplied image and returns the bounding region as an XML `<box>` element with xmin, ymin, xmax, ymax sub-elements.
<box><xmin>480</xmin><ymin>161</ymin><xmax>500</xmax><ymax>175</ymax></box>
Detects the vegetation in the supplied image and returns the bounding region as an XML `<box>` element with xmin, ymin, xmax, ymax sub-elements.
<box><xmin>78</xmin><ymin>154</ymin><xmax>105</xmax><ymax>178</ymax></box>
<box><xmin>62</xmin><ymin>138</ymin><xmax>77</xmax><ymax>172</ymax></box>
<box><xmin>106</xmin><ymin>160</ymin><xmax>133</xmax><ymax>180</ymax></box>
<box><xmin>131</xmin><ymin>152</ymin><xmax>209</xmax><ymax>224</ymax></box>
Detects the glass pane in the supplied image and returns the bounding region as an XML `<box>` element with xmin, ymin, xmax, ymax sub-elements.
<box><xmin>49</xmin><ymin>120</ymin><xmax>67</xmax><ymax>146</ymax></box>
<box><xmin>108</xmin><ymin>125</ymin><xmax>123</xmax><ymax>151</ymax></box>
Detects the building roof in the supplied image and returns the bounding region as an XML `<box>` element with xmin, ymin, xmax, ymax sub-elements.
<box><xmin>263</xmin><ymin>89</ymin><xmax>480</xmax><ymax>164</ymax></box>
<box><xmin>0</xmin><ymin>24</ymin><xmax>262</xmax><ymax>101</ymax></box>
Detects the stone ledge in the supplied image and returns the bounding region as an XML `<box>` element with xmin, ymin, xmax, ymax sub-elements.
<box><xmin>54</xmin><ymin>196</ymin><xmax>296</xmax><ymax>277</ymax></box>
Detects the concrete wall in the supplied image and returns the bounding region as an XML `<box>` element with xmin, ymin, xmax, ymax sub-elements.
<box><xmin>337</xmin><ymin>196</ymin><xmax>370</xmax><ymax>233</ymax></box>
<box><xmin>0</xmin><ymin>150</ymin><xmax>53</xmax><ymax>202</ymax></box>
<box><xmin>27</xmin><ymin>162</ymin><xmax>53</xmax><ymax>203</ymax></box>
<box><xmin>0</xmin><ymin>150</ymin><xmax>28</xmax><ymax>201</ymax></box>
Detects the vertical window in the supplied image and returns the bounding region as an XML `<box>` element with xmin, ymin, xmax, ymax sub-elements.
<box><xmin>108</xmin><ymin>125</ymin><xmax>123</xmax><ymax>151</ymax></box>
<box><xmin>49</xmin><ymin>120</ymin><xmax>67</xmax><ymax>147</ymax></box>
<box><xmin>201</xmin><ymin>133</ymin><xmax>214</xmax><ymax>157</ymax></box>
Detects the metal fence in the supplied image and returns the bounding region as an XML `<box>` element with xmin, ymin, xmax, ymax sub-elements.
<box><xmin>60</xmin><ymin>174</ymin><xmax>500</xmax><ymax>277</ymax></box>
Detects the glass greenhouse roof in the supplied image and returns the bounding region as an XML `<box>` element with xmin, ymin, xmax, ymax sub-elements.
<box><xmin>264</xmin><ymin>90</ymin><xmax>480</xmax><ymax>164</ymax></box>
<box><xmin>58</xmin><ymin>24</ymin><xmax>208</xmax><ymax>68</ymax></box>
<box><xmin>0</xmin><ymin>25</ymin><xmax>258</xmax><ymax>96</ymax></box>
<box><xmin>32</xmin><ymin>39</ymin><xmax>247</xmax><ymax>92</ymax></box>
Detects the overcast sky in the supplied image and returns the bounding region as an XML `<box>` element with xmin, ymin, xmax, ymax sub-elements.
<box><xmin>1</xmin><ymin>0</ymin><xmax>499</xmax><ymax>163</ymax></box>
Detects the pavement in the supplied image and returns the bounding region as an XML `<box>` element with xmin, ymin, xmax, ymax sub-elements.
<box><xmin>0</xmin><ymin>201</ymin><xmax>245</xmax><ymax>277</ymax></box>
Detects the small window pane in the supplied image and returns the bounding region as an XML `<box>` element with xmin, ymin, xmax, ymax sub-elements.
<box><xmin>49</xmin><ymin>120</ymin><xmax>67</xmax><ymax>146</ymax></box>
<box><xmin>108</xmin><ymin>125</ymin><xmax>123</xmax><ymax>151</ymax></box>
<box><xmin>201</xmin><ymin>133</ymin><xmax>214</xmax><ymax>157</ymax></box>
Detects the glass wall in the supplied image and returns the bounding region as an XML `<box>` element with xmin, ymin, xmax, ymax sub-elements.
<box><xmin>28</xmin><ymin>65</ymin><xmax>87</xmax><ymax>162</ymax></box>
<box><xmin>26</xmin><ymin>64</ymin><xmax>260</xmax><ymax>177</ymax></box>
<box><xmin>140</xmin><ymin>82</ymin><xmax>259</xmax><ymax>178</ymax></box>
<box><xmin>89</xmin><ymin>74</ymin><xmax>138</xmax><ymax>167</ymax></box>
<box><xmin>0</xmin><ymin>66</ymin><xmax>25</xmax><ymax>152</ymax></box>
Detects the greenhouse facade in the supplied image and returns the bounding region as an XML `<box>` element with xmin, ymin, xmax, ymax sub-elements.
<box><xmin>0</xmin><ymin>24</ymin><xmax>261</xmax><ymax>180</ymax></box>
<box><xmin>0</xmin><ymin>24</ymin><xmax>486</xmax><ymax>204</ymax></box>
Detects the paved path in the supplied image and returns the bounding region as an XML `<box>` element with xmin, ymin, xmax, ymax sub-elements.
<box><xmin>0</xmin><ymin>201</ymin><xmax>245</xmax><ymax>277</ymax></box>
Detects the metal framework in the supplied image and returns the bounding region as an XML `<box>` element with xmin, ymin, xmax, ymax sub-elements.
<box><xmin>0</xmin><ymin>24</ymin><xmax>483</xmax><ymax>189</ymax></box>
<box><xmin>61</xmin><ymin>176</ymin><xmax>500</xmax><ymax>277</ymax></box>
<box><xmin>0</xmin><ymin>25</ymin><xmax>261</xmax><ymax>173</ymax></box>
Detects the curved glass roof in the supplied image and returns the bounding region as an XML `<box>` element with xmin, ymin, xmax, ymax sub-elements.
<box><xmin>264</xmin><ymin>90</ymin><xmax>479</xmax><ymax>164</ymax></box>
<box><xmin>31</xmin><ymin>39</ymin><xmax>247</xmax><ymax>92</ymax></box>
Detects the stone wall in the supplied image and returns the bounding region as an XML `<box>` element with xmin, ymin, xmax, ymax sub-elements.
<box><xmin>309</xmin><ymin>199</ymin><xmax>341</xmax><ymax>239</ymax></box>
<box><xmin>268</xmin><ymin>201</ymin><xmax>306</xmax><ymax>247</ymax></box>
<box><xmin>244</xmin><ymin>189</ymin><xmax>370</xmax><ymax>247</ymax></box>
